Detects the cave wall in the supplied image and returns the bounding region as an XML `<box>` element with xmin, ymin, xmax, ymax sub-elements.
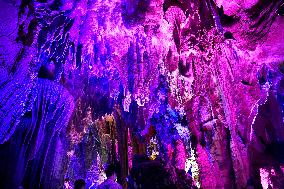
<box><xmin>0</xmin><ymin>0</ymin><xmax>284</xmax><ymax>188</ymax></box>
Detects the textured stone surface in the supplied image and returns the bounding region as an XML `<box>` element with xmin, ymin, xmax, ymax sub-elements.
<box><xmin>0</xmin><ymin>0</ymin><xmax>283</xmax><ymax>188</ymax></box>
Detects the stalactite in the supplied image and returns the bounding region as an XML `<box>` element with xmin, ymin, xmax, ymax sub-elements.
<box><xmin>0</xmin><ymin>0</ymin><xmax>284</xmax><ymax>188</ymax></box>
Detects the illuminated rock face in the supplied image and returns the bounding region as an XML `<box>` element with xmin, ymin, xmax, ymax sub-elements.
<box><xmin>0</xmin><ymin>0</ymin><xmax>284</xmax><ymax>188</ymax></box>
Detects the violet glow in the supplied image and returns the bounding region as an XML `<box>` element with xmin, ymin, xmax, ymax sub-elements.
<box><xmin>0</xmin><ymin>0</ymin><xmax>284</xmax><ymax>188</ymax></box>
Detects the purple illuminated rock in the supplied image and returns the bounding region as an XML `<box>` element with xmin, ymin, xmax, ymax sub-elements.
<box><xmin>0</xmin><ymin>0</ymin><xmax>284</xmax><ymax>188</ymax></box>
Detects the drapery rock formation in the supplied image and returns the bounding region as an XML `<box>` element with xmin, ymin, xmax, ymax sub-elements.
<box><xmin>0</xmin><ymin>0</ymin><xmax>284</xmax><ymax>188</ymax></box>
